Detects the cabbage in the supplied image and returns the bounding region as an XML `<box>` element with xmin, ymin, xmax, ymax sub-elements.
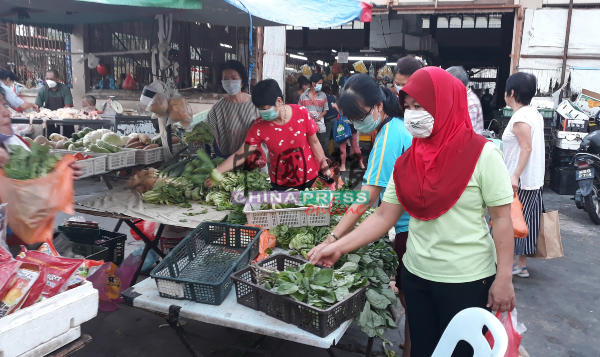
<box><xmin>98</xmin><ymin>129</ymin><xmax>112</xmax><ymax>135</ymax></box>
<box><xmin>101</xmin><ymin>132</ymin><xmax>123</xmax><ymax>146</ymax></box>
<box><xmin>120</xmin><ymin>136</ymin><xmax>130</xmax><ymax>146</ymax></box>
<box><xmin>128</xmin><ymin>133</ymin><xmax>139</xmax><ymax>139</ymax></box>
<box><xmin>82</xmin><ymin>130</ymin><xmax>104</xmax><ymax>145</ymax></box>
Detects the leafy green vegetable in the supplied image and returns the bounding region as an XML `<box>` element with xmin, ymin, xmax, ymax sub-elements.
<box><xmin>184</xmin><ymin>122</ymin><xmax>213</xmax><ymax>145</ymax></box>
<box><xmin>257</xmin><ymin>261</ymin><xmax>365</xmax><ymax>310</ymax></box>
<box><xmin>4</xmin><ymin>143</ymin><xmax>62</xmax><ymax>180</ymax></box>
<box><xmin>142</xmin><ymin>181</ymin><xmax>189</xmax><ymax>206</ymax></box>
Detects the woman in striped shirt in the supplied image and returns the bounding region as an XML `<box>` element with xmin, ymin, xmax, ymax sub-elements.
<box><xmin>205</xmin><ymin>60</ymin><xmax>259</xmax><ymax>158</ymax></box>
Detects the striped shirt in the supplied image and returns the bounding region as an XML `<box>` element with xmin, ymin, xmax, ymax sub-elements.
<box><xmin>363</xmin><ymin>117</ymin><xmax>412</xmax><ymax>233</ymax></box>
<box><xmin>205</xmin><ymin>98</ymin><xmax>260</xmax><ymax>157</ymax></box>
<box><xmin>298</xmin><ymin>91</ymin><xmax>329</xmax><ymax>117</ymax></box>
<box><xmin>467</xmin><ymin>89</ymin><xmax>484</xmax><ymax>135</ymax></box>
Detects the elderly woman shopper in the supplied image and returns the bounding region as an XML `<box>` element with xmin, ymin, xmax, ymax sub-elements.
<box><xmin>205</xmin><ymin>60</ymin><xmax>259</xmax><ymax>158</ymax></box>
<box><xmin>446</xmin><ymin>66</ymin><xmax>484</xmax><ymax>135</ymax></box>
<box><xmin>210</xmin><ymin>79</ymin><xmax>331</xmax><ymax>191</ymax></box>
<box><xmin>308</xmin><ymin>74</ymin><xmax>415</xmax><ymax>355</ymax></box>
<box><xmin>502</xmin><ymin>72</ymin><xmax>545</xmax><ymax>278</ymax></box>
<box><xmin>311</xmin><ymin>67</ymin><xmax>516</xmax><ymax>357</ymax></box>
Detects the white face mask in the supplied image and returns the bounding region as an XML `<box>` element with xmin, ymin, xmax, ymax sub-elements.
<box><xmin>404</xmin><ymin>109</ymin><xmax>434</xmax><ymax>138</ymax></box>
<box><xmin>222</xmin><ymin>79</ymin><xmax>242</xmax><ymax>95</ymax></box>
<box><xmin>46</xmin><ymin>80</ymin><xmax>57</xmax><ymax>89</ymax></box>
<box><xmin>395</xmin><ymin>84</ymin><xmax>403</xmax><ymax>93</ymax></box>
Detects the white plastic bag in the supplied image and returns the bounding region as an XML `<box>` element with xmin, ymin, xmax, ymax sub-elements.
<box><xmin>146</xmin><ymin>92</ymin><xmax>169</xmax><ymax>117</ymax></box>
<box><xmin>168</xmin><ymin>93</ymin><xmax>193</xmax><ymax>127</ymax></box>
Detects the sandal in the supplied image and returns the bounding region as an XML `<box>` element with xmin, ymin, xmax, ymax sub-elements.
<box><xmin>512</xmin><ymin>266</ymin><xmax>529</xmax><ymax>278</ymax></box>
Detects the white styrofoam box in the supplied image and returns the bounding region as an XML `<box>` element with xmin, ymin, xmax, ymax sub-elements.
<box><xmin>557</xmin><ymin>100</ymin><xmax>589</xmax><ymax>120</ymax></box>
<box><xmin>555</xmin><ymin>131</ymin><xmax>588</xmax><ymax>150</ymax></box>
<box><xmin>244</xmin><ymin>203</ymin><xmax>330</xmax><ymax>229</ymax></box>
<box><xmin>20</xmin><ymin>327</ymin><xmax>81</xmax><ymax>357</ymax></box>
<box><xmin>0</xmin><ymin>282</ymin><xmax>98</xmax><ymax>357</ymax></box>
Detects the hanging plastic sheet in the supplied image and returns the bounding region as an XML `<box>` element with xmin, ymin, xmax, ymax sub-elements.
<box><xmin>222</xmin><ymin>0</ymin><xmax>372</xmax><ymax>28</ymax></box>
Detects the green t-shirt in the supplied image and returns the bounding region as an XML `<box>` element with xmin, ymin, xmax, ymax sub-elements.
<box><xmin>383</xmin><ymin>142</ymin><xmax>513</xmax><ymax>283</ymax></box>
<box><xmin>35</xmin><ymin>83</ymin><xmax>74</xmax><ymax>109</ymax></box>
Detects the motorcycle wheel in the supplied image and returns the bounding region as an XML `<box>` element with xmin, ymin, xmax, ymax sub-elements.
<box><xmin>584</xmin><ymin>186</ymin><xmax>600</xmax><ymax>225</ymax></box>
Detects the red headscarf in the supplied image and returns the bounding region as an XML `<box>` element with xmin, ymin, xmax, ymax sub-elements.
<box><xmin>393</xmin><ymin>67</ymin><xmax>488</xmax><ymax>221</ymax></box>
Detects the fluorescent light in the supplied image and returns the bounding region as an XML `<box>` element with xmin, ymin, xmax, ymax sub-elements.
<box><xmin>220</xmin><ymin>43</ymin><xmax>232</xmax><ymax>48</ymax></box>
<box><xmin>298</xmin><ymin>52</ymin><xmax>304</xmax><ymax>55</ymax></box>
<box><xmin>335</xmin><ymin>56</ymin><xmax>387</xmax><ymax>62</ymax></box>
<box><xmin>316</xmin><ymin>60</ymin><xmax>324</xmax><ymax>65</ymax></box>
<box><xmin>386</xmin><ymin>63</ymin><xmax>397</xmax><ymax>66</ymax></box>
<box><xmin>331</xmin><ymin>49</ymin><xmax>337</xmax><ymax>53</ymax></box>
<box><xmin>288</xmin><ymin>53</ymin><xmax>308</xmax><ymax>60</ymax></box>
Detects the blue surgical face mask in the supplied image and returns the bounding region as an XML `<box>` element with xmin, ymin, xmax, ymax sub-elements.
<box><xmin>259</xmin><ymin>107</ymin><xmax>279</xmax><ymax>121</ymax></box>
<box><xmin>0</xmin><ymin>128</ymin><xmax>14</xmax><ymax>143</ymax></box>
<box><xmin>352</xmin><ymin>111</ymin><xmax>380</xmax><ymax>133</ymax></box>
<box><xmin>315</xmin><ymin>84</ymin><xmax>322</xmax><ymax>92</ymax></box>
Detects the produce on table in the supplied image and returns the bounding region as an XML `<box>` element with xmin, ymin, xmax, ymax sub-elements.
<box><xmin>183</xmin><ymin>122</ymin><xmax>213</xmax><ymax>145</ymax></box>
<box><xmin>182</xmin><ymin>151</ymin><xmax>223</xmax><ymax>186</ymax></box>
<box><xmin>24</xmin><ymin>108</ymin><xmax>100</xmax><ymax>120</ymax></box>
<box><xmin>255</xmin><ymin>261</ymin><xmax>367</xmax><ymax>309</ymax></box>
<box><xmin>142</xmin><ymin>180</ymin><xmax>190</xmax><ymax>206</ymax></box>
<box><xmin>127</xmin><ymin>168</ymin><xmax>159</xmax><ymax>194</ymax></box>
<box><xmin>72</xmin><ymin>153</ymin><xmax>92</xmax><ymax>161</ymax></box>
<box><xmin>3</xmin><ymin>143</ymin><xmax>62</xmax><ymax>180</ymax></box>
<box><xmin>100</xmin><ymin>132</ymin><xmax>122</xmax><ymax>147</ymax></box>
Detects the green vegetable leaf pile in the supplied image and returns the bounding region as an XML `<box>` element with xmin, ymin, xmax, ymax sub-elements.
<box><xmin>336</xmin><ymin>239</ymin><xmax>399</xmax><ymax>340</ymax></box>
<box><xmin>258</xmin><ymin>261</ymin><xmax>367</xmax><ymax>310</ymax></box>
<box><xmin>4</xmin><ymin>143</ymin><xmax>62</xmax><ymax>180</ymax></box>
<box><xmin>142</xmin><ymin>181</ymin><xmax>189</xmax><ymax>206</ymax></box>
<box><xmin>183</xmin><ymin>122</ymin><xmax>214</xmax><ymax>145</ymax></box>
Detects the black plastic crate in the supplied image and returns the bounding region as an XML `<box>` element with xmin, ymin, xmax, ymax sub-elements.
<box><xmin>71</xmin><ymin>242</ymin><xmax>109</xmax><ymax>261</ymax></box>
<box><xmin>60</xmin><ymin>227</ymin><xmax>126</xmax><ymax>265</ymax></box>
<box><xmin>231</xmin><ymin>254</ymin><xmax>369</xmax><ymax>338</ymax></box>
<box><xmin>151</xmin><ymin>222</ymin><xmax>261</xmax><ymax>305</ymax></box>
<box><xmin>552</xmin><ymin>148</ymin><xmax>577</xmax><ymax>168</ymax></box>
<box><xmin>550</xmin><ymin>166</ymin><xmax>578</xmax><ymax>195</ymax></box>
<box><xmin>57</xmin><ymin>225</ymin><xmax>100</xmax><ymax>244</ymax></box>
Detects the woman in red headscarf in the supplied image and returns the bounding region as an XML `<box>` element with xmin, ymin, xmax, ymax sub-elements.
<box><xmin>311</xmin><ymin>67</ymin><xmax>516</xmax><ymax>356</ymax></box>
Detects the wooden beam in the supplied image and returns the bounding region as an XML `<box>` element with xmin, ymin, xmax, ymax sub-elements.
<box><xmin>560</xmin><ymin>0</ymin><xmax>573</xmax><ymax>102</ymax></box>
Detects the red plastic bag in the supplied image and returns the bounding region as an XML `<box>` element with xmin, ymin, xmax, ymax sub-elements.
<box><xmin>130</xmin><ymin>219</ymin><xmax>157</xmax><ymax>241</ymax></box>
<box><xmin>247</xmin><ymin>224</ymin><xmax>276</xmax><ymax>263</ymax></box>
<box><xmin>122</xmin><ymin>74</ymin><xmax>137</xmax><ymax>90</ymax></box>
<box><xmin>244</xmin><ymin>146</ymin><xmax>266</xmax><ymax>170</ymax></box>
<box><xmin>485</xmin><ymin>311</ymin><xmax>522</xmax><ymax>357</ymax></box>
<box><xmin>0</xmin><ymin>155</ymin><xmax>76</xmax><ymax>245</ymax></box>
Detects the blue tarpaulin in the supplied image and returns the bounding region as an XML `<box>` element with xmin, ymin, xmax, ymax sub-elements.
<box><xmin>223</xmin><ymin>0</ymin><xmax>372</xmax><ymax>28</ymax></box>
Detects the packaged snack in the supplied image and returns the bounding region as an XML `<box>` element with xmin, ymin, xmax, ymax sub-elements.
<box><xmin>0</xmin><ymin>260</ymin><xmax>22</xmax><ymax>298</ymax></box>
<box><xmin>146</xmin><ymin>92</ymin><xmax>169</xmax><ymax>117</ymax></box>
<box><xmin>0</xmin><ymin>263</ymin><xmax>40</xmax><ymax>318</ymax></box>
<box><xmin>16</xmin><ymin>248</ymin><xmax>83</xmax><ymax>301</ymax></box>
<box><xmin>68</xmin><ymin>259</ymin><xmax>105</xmax><ymax>288</ymax></box>
<box><xmin>37</xmin><ymin>242</ymin><xmax>60</xmax><ymax>257</ymax></box>
<box><xmin>0</xmin><ymin>244</ymin><xmax>11</xmax><ymax>263</ymax></box>
<box><xmin>0</xmin><ymin>203</ymin><xmax>8</xmax><ymax>255</ymax></box>
<box><xmin>168</xmin><ymin>94</ymin><xmax>192</xmax><ymax>125</ymax></box>
<box><xmin>20</xmin><ymin>265</ymin><xmax>47</xmax><ymax>309</ymax></box>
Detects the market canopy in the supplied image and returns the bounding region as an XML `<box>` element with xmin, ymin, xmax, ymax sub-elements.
<box><xmin>0</xmin><ymin>0</ymin><xmax>371</xmax><ymax>27</ymax></box>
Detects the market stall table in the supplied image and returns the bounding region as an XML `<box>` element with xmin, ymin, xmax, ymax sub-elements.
<box><xmin>121</xmin><ymin>278</ymin><xmax>374</xmax><ymax>357</ymax></box>
<box><xmin>74</xmin><ymin>185</ymin><xmax>229</xmax><ymax>285</ymax></box>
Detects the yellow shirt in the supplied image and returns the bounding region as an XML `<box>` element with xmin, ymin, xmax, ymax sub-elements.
<box><xmin>383</xmin><ymin>142</ymin><xmax>513</xmax><ymax>283</ymax></box>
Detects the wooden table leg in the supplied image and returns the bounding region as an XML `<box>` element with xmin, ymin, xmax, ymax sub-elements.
<box><xmin>113</xmin><ymin>219</ymin><xmax>124</xmax><ymax>232</ymax></box>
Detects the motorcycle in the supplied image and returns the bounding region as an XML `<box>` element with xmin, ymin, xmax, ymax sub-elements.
<box><xmin>573</xmin><ymin>130</ymin><xmax>600</xmax><ymax>224</ymax></box>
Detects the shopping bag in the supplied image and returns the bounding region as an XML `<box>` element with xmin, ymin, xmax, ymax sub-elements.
<box><xmin>333</xmin><ymin>116</ymin><xmax>352</xmax><ymax>143</ymax></box>
<box><xmin>485</xmin><ymin>310</ymin><xmax>523</xmax><ymax>357</ymax></box>
<box><xmin>88</xmin><ymin>253</ymin><xmax>141</xmax><ymax>312</ymax></box>
<box><xmin>247</xmin><ymin>224</ymin><xmax>276</xmax><ymax>263</ymax></box>
<box><xmin>512</xmin><ymin>193</ymin><xmax>529</xmax><ymax>238</ymax></box>
<box><xmin>530</xmin><ymin>209</ymin><xmax>564</xmax><ymax>259</ymax></box>
<box><xmin>490</xmin><ymin>193</ymin><xmax>528</xmax><ymax>238</ymax></box>
<box><xmin>0</xmin><ymin>155</ymin><xmax>75</xmax><ymax>245</ymax></box>
<box><xmin>130</xmin><ymin>219</ymin><xmax>157</xmax><ymax>241</ymax></box>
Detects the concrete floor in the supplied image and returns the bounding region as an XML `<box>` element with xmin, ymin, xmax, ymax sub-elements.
<box><xmin>61</xmin><ymin>167</ymin><xmax>600</xmax><ymax>357</ymax></box>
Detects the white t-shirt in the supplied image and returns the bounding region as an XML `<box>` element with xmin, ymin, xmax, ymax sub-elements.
<box><xmin>502</xmin><ymin>106</ymin><xmax>545</xmax><ymax>190</ymax></box>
